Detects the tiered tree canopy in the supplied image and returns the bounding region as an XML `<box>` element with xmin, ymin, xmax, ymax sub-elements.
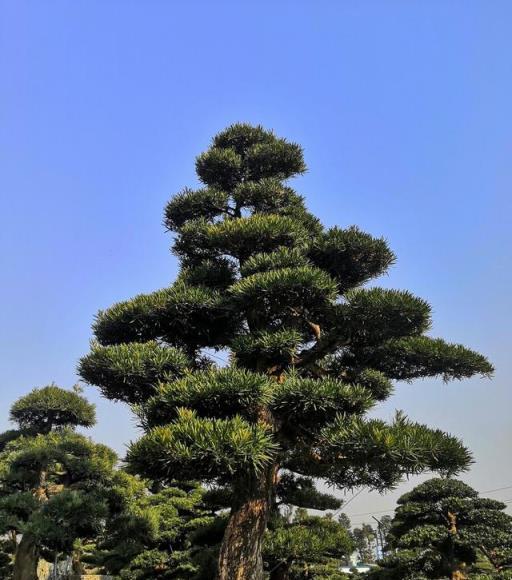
<box><xmin>0</xmin><ymin>385</ymin><xmax>116</xmax><ymax>580</ymax></box>
<box><xmin>373</xmin><ymin>478</ymin><xmax>512</xmax><ymax>579</ymax></box>
<box><xmin>79</xmin><ymin>124</ymin><xmax>493</xmax><ymax>579</ymax></box>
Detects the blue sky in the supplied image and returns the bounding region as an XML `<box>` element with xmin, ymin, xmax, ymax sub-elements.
<box><xmin>1</xmin><ymin>0</ymin><xmax>511</xmax><ymax>522</ymax></box>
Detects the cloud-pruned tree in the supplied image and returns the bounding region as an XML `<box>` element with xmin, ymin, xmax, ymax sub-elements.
<box><xmin>371</xmin><ymin>478</ymin><xmax>512</xmax><ymax>579</ymax></box>
<box><xmin>0</xmin><ymin>385</ymin><xmax>116</xmax><ymax>580</ymax></box>
<box><xmin>79</xmin><ymin>123</ymin><xmax>492</xmax><ymax>579</ymax></box>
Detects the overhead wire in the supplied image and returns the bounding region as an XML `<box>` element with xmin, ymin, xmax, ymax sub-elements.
<box><xmin>338</xmin><ymin>484</ymin><xmax>512</xmax><ymax>525</ymax></box>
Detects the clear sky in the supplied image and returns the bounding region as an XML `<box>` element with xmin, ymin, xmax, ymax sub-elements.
<box><xmin>1</xmin><ymin>0</ymin><xmax>511</xmax><ymax>524</ymax></box>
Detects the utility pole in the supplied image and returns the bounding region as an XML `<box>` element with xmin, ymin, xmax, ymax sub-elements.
<box><xmin>372</xmin><ymin>516</ymin><xmax>386</xmax><ymax>559</ymax></box>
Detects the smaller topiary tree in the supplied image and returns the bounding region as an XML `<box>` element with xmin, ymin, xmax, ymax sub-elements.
<box><xmin>95</xmin><ymin>475</ymin><xmax>221</xmax><ymax>580</ymax></box>
<box><xmin>0</xmin><ymin>385</ymin><xmax>116</xmax><ymax>580</ymax></box>
<box><xmin>9</xmin><ymin>384</ymin><xmax>96</xmax><ymax>434</ymax></box>
<box><xmin>371</xmin><ymin>478</ymin><xmax>512</xmax><ymax>580</ymax></box>
<box><xmin>264</xmin><ymin>509</ymin><xmax>353</xmax><ymax>580</ymax></box>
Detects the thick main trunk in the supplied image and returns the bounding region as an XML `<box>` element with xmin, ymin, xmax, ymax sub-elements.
<box><xmin>13</xmin><ymin>533</ymin><xmax>39</xmax><ymax>580</ymax></box>
<box><xmin>217</xmin><ymin>495</ymin><xmax>268</xmax><ymax>580</ymax></box>
<box><xmin>217</xmin><ymin>466</ymin><xmax>276</xmax><ymax>580</ymax></box>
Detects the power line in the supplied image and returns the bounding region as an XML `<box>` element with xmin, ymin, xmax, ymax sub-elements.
<box><xmin>482</xmin><ymin>485</ymin><xmax>512</xmax><ymax>494</ymax></box>
<box><xmin>347</xmin><ymin>507</ymin><xmax>395</xmax><ymax>518</ymax></box>
<box><xmin>332</xmin><ymin>488</ymin><xmax>365</xmax><ymax>517</ymax></box>
<box><xmin>341</xmin><ymin>483</ymin><xmax>512</xmax><ymax>521</ymax></box>
<box><xmin>207</xmin><ymin>351</ymin><xmax>229</xmax><ymax>364</ymax></box>
<box><xmin>349</xmin><ymin>501</ymin><xmax>512</xmax><ymax>528</ymax></box>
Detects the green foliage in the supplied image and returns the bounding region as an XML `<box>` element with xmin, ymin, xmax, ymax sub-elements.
<box><xmin>264</xmin><ymin>513</ymin><xmax>353</xmax><ymax>579</ymax></box>
<box><xmin>142</xmin><ymin>368</ymin><xmax>273</xmax><ymax>425</ymax></box>
<box><xmin>174</xmin><ymin>214</ymin><xmax>309</xmax><ymax>263</ymax></box>
<box><xmin>164</xmin><ymin>187</ymin><xmax>229</xmax><ymax>230</ymax></box>
<box><xmin>231</xmin><ymin>266</ymin><xmax>338</xmax><ymax>328</ymax></box>
<box><xmin>307</xmin><ymin>226</ymin><xmax>395</xmax><ymax>292</ymax></box>
<box><xmin>97</xmin><ymin>480</ymin><xmax>220</xmax><ymax>580</ymax></box>
<box><xmin>319</xmin><ymin>413</ymin><xmax>472</xmax><ymax>488</ymax></box>
<box><xmin>272</xmin><ymin>375</ymin><xmax>374</xmax><ymax>436</ymax></box>
<box><xmin>177</xmin><ymin>257</ymin><xmax>237</xmax><ymax>290</ymax></box>
<box><xmin>240</xmin><ymin>247</ymin><xmax>311</xmax><ymax>277</ymax></box>
<box><xmin>92</xmin><ymin>282</ymin><xmax>239</xmax><ymax>349</ymax></box>
<box><xmin>78</xmin><ymin>341</ymin><xmax>191</xmax><ymax>404</ymax></box>
<box><xmin>0</xmin><ymin>429</ymin><xmax>117</xmax><ymax>492</ymax></box>
<box><xmin>351</xmin><ymin>335</ymin><xmax>495</xmax><ymax>381</ymax></box>
<box><xmin>232</xmin><ymin>328</ymin><xmax>303</xmax><ymax>370</ymax></box>
<box><xmin>127</xmin><ymin>408</ymin><xmax>278</xmax><ymax>484</ymax></box>
<box><xmin>348</xmin><ymin>369</ymin><xmax>394</xmax><ymax>402</ymax></box>
<box><xmin>9</xmin><ymin>385</ymin><xmax>96</xmax><ymax>433</ymax></box>
<box><xmin>0</xmin><ymin>493</ymin><xmax>39</xmax><ymax>535</ymax></box>
<box><xmin>276</xmin><ymin>474</ymin><xmax>342</xmax><ymax>511</ymax></box>
<box><xmin>233</xmin><ymin>179</ymin><xmax>300</xmax><ymax>214</ymax></box>
<box><xmin>196</xmin><ymin>123</ymin><xmax>306</xmax><ymax>189</ymax></box>
<box><xmin>196</xmin><ymin>146</ymin><xmax>244</xmax><ymax>191</ymax></box>
<box><xmin>80</xmin><ymin>123</ymin><xmax>494</xmax><ymax>578</ymax></box>
<box><xmin>339</xmin><ymin>288</ymin><xmax>432</xmax><ymax>345</ymax></box>
<box><xmin>0</xmin><ymin>387</ymin><xmax>120</xmax><ymax>577</ymax></box>
<box><xmin>30</xmin><ymin>489</ymin><xmax>109</xmax><ymax>553</ymax></box>
<box><xmin>233</xmin><ymin>179</ymin><xmax>322</xmax><ymax>234</ymax></box>
<box><xmin>0</xmin><ymin>430</ymin><xmax>23</xmax><ymax>452</ymax></box>
<box><xmin>372</xmin><ymin>478</ymin><xmax>512</xmax><ymax>579</ymax></box>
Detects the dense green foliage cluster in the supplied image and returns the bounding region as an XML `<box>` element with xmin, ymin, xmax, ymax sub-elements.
<box><xmin>0</xmin><ymin>387</ymin><xmax>226</xmax><ymax>580</ymax></box>
<box><xmin>95</xmin><ymin>477</ymin><xmax>223</xmax><ymax>579</ymax></box>
<box><xmin>1</xmin><ymin>125</ymin><xmax>503</xmax><ymax>579</ymax></box>
<box><xmin>9</xmin><ymin>384</ymin><xmax>96</xmax><ymax>434</ymax></box>
<box><xmin>79</xmin><ymin>123</ymin><xmax>493</xmax><ymax>579</ymax></box>
<box><xmin>0</xmin><ymin>385</ymin><xmax>116</xmax><ymax>579</ymax></box>
<box><xmin>370</xmin><ymin>478</ymin><xmax>512</xmax><ymax>579</ymax></box>
<box><xmin>265</xmin><ymin>510</ymin><xmax>353</xmax><ymax>580</ymax></box>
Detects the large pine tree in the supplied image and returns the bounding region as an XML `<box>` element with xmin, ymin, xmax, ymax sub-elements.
<box><xmin>79</xmin><ymin>124</ymin><xmax>492</xmax><ymax>580</ymax></box>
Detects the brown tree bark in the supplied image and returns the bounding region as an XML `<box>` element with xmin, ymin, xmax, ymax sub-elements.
<box><xmin>14</xmin><ymin>468</ymin><xmax>48</xmax><ymax>580</ymax></box>
<box><xmin>217</xmin><ymin>465</ymin><xmax>277</xmax><ymax>580</ymax></box>
<box><xmin>72</xmin><ymin>550</ymin><xmax>84</xmax><ymax>575</ymax></box>
<box><xmin>13</xmin><ymin>533</ymin><xmax>39</xmax><ymax>580</ymax></box>
<box><xmin>217</xmin><ymin>490</ymin><xmax>269</xmax><ymax>579</ymax></box>
<box><xmin>446</xmin><ymin>511</ymin><xmax>467</xmax><ymax>580</ymax></box>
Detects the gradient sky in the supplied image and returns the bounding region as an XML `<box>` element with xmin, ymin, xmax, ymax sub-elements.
<box><xmin>1</xmin><ymin>0</ymin><xmax>511</xmax><ymax>525</ymax></box>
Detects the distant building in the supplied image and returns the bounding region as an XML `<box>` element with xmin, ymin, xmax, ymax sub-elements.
<box><xmin>340</xmin><ymin>563</ymin><xmax>375</xmax><ymax>574</ymax></box>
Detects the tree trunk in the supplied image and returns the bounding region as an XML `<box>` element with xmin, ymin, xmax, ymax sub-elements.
<box><xmin>217</xmin><ymin>466</ymin><xmax>276</xmax><ymax>580</ymax></box>
<box><xmin>13</xmin><ymin>533</ymin><xmax>39</xmax><ymax>580</ymax></box>
<box><xmin>217</xmin><ymin>494</ymin><xmax>268</xmax><ymax>580</ymax></box>
<box><xmin>72</xmin><ymin>550</ymin><xmax>84</xmax><ymax>575</ymax></box>
<box><xmin>447</xmin><ymin>511</ymin><xmax>467</xmax><ymax>580</ymax></box>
